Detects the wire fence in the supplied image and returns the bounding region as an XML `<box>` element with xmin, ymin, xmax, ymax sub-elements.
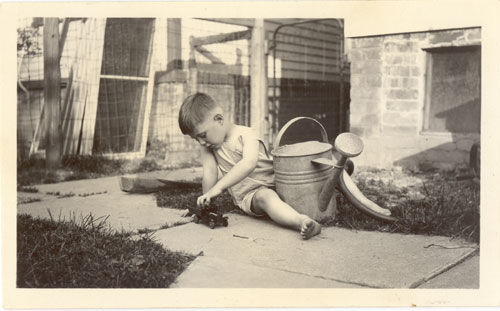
<box><xmin>17</xmin><ymin>18</ymin><xmax>252</xmax><ymax>164</ymax></box>
<box><xmin>17</xmin><ymin>18</ymin><xmax>345</xmax><ymax>165</ymax></box>
<box><xmin>151</xmin><ymin>19</ymin><xmax>251</xmax><ymax>164</ymax></box>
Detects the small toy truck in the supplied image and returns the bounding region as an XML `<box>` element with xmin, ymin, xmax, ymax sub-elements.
<box><xmin>188</xmin><ymin>205</ymin><xmax>228</xmax><ymax>229</ymax></box>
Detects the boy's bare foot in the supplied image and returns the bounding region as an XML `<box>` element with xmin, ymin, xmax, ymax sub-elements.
<box><xmin>299</xmin><ymin>216</ymin><xmax>321</xmax><ymax>239</ymax></box>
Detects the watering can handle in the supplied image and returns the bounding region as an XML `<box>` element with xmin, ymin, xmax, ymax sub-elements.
<box><xmin>274</xmin><ymin>117</ymin><xmax>329</xmax><ymax>148</ymax></box>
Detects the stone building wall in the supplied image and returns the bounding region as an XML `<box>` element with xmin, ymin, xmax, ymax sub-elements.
<box><xmin>347</xmin><ymin>27</ymin><xmax>481</xmax><ymax>171</ymax></box>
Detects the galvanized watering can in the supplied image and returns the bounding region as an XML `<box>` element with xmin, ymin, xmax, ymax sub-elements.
<box><xmin>271</xmin><ymin>117</ymin><xmax>396</xmax><ymax>222</ymax></box>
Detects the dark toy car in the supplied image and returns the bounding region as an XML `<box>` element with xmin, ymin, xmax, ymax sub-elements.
<box><xmin>188</xmin><ymin>205</ymin><xmax>228</xmax><ymax>229</ymax></box>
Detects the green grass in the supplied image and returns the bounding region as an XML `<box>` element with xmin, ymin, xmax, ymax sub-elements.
<box><xmin>17</xmin><ymin>214</ymin><xmax>195</xmax><ymax>288</ymax></box>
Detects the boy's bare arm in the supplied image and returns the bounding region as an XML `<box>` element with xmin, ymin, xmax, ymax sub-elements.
<box><xmin>200</xmin><ymin>146</ymin><xmax>218</xmax><ymax>194</ymax></box>
<box><xmin>197</xmin><ymin>136</ymin><xmax>259</xmax><ymax>206</ymax></box>
<box><xmin>215</xmin><ymin>136</ymin><xmax>259</xmax><ymax>190</ymax></box>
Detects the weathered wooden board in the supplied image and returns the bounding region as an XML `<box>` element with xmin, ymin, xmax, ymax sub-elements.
<box><xmin>79</xmin><ymin>18</ymin><xmax>107</xmax><ymax>154</ymax></box>
<box><xmin>119</xmin><ymin>176</ymin><xmax>200</xmax><ymax>193</ymax></box>
<box><xmin>192</xmin><ymin>29</ymin><xmax>251</xmax><ymax>46</ymax></box>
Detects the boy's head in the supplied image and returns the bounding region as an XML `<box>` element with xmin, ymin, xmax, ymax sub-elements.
<box><xmin>179</xmin><ymin>93</ymin><xmax>227</xmax><ymax>149</ymax></box>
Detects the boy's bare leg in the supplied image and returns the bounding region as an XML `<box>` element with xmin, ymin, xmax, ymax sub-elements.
<box><xmin>251</xmin><ymin>188</ymin><xmax>321</xmax><ymax>239</ymax></box>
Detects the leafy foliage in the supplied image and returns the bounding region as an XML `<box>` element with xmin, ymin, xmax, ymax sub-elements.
<box><xmin>17</xmin><ymin>27</ymin><xmax>42</xmax><ymax>55</ymax></box>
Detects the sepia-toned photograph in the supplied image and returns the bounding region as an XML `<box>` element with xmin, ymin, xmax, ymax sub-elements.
<box><xmin>3</xmin><ymin>1</ymin><xmax>499</xmax><ymax>309</ymax></box>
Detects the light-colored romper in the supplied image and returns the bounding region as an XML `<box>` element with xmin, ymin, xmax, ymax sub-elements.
<box><xmin>212</xmin><ymin>125</ymin><xmax>274</xmax><ymax>216</ymax></box>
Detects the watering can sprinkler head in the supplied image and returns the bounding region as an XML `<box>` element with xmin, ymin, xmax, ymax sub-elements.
<box><xmin>335</xmin><ymin>132</ymin><xmax>363</xmax><ymax>159</ymax></box>
<box><xmin>310</xmin><ymin>132</ymin><xmax>363</xmax><ymax>168</ymax></box>
<box><xmin>331</xmin><ymin>132</ymin><xmax>363</xmax><ymax>169</ymax></box>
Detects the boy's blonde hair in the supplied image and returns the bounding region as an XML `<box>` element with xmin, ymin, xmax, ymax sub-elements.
<box><xmin>178</xmin><ymin>93</ymin><xmax>220</xmax><ymax>135</ymax></box>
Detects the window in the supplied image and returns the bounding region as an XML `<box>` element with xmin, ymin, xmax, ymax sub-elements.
<box><xmin>423</xmin><ymin>46</ymin><xmax>481</xmax><ymax>133</ymax></box>
<box><xmin>93</xmin><ymin>18</ymin><xmax>156</xmax><ymax>154</ymax></box>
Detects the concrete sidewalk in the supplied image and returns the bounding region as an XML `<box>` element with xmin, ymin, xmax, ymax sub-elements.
<box><xmin>17</xmin><ymin>168</ymin><xmax>479</xmax><ymax>288</ymax></box>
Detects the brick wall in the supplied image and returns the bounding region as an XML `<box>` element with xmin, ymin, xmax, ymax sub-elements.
<box><xmin>347</xmin><ymin>28</ymin><xmax>481</xmax><ymax>171</ymax></box>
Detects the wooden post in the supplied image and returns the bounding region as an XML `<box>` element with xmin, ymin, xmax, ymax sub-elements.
<box><xmin>187</xmin><ymin>36</ymin><xmax>198</xmax><ymax>95</ymax></box>
<box><xmin>167</xmin><ymin>18</ymin><xmax>182</xmax><ymax>70</ymax></box>
<box><xmin>43</xmin><ymin>18</ymin><xmax>62</xmax><ymax>169</ymax></box>
<box><xmin>30</xmin><ymin>18</ymin><xmax>68</xmax><ymax>157</ymax></box>
<box><xmin>250</xmin><ymin>19</ymin><xmax>268</xmax><ymax>144</ymax></box>
<box><xmin>137</xmin><ymin>19</ymin><xmax>159</xmax><ymax>155</ymax></box>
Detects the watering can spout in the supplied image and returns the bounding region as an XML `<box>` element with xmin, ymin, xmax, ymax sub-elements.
<box><xmin>313</xmin><ymin>132</ymin><xmax>364</xmax><ymax>212</ymax></box>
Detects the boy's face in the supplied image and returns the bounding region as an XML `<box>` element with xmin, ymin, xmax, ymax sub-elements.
<box><xmin>191</xmin><ymin>112</ymin><xmax>226</xmax><ymax>149</ymax></box>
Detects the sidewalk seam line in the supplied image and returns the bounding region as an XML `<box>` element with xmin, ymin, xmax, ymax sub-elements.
<box><xmin>410</xmin><ymin>247</ymin><xmax>479</xmax><ymax>288</ymax></box>
<box><xmin>270</xmin><ymin>267</ymin><xmax>382</xmax><ymax>288</ymax></box>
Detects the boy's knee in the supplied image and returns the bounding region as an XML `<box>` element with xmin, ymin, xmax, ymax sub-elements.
<box><xmin>253</xmin><ymin>188</ymin><xmax>277</xmax><ymax>209</ymax></box>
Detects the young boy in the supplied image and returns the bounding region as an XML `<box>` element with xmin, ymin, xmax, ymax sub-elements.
<box><xmin>178</xmin><ymin>93</ymin><xmax>321</xmax><ymax>239</ymax></box>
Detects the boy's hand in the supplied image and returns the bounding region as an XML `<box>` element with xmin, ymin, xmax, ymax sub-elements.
<box><xmin>197</xmin><ymin>186</ymin><xmax>222</xmax><ymax>207</ymax></box>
